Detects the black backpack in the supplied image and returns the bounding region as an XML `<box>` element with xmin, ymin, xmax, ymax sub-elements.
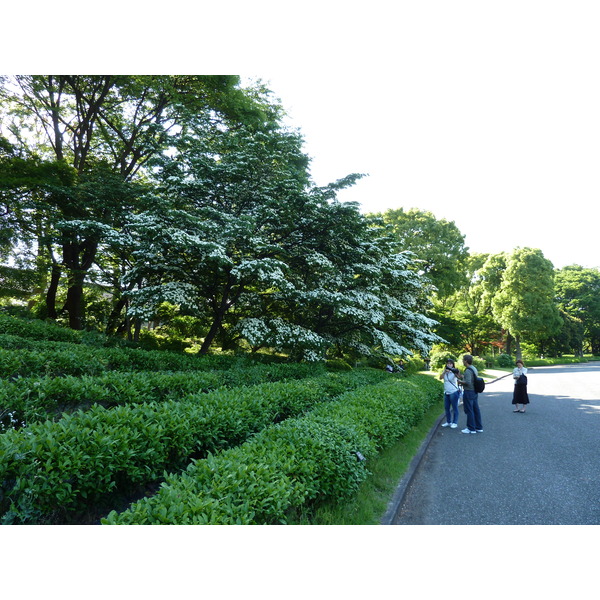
<box><xmin>468</xmin><ymin>366</ymin><xmax>485</xmax><ymax>393</ymax></box>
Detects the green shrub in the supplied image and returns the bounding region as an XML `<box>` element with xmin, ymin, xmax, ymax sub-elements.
<box><xmin>520</xmin><ymin>343</ymin><xmax>538</xmax><ymax>360</ymax></box>
<box><xmin>403</xmin><ymin>356</ymin><xmax>425</xmax><ymax>374</ymax></box>
<box><xmin>137</xmin><ymin>329</ymin><xmax>190</xmax><ymax>352</ymax></box>
<box><xmin>325</xmin><ymin>358</ymin><xmax>353</xmax><ymax>371</ymax></box>
<box><xmin>428</xmin><ymin>350</ymin><xmax>458</xmax><ymax>370</ymax></box>
<box><xmin>480</xmin><ymin>355</ymin><xmax>494</xmax><ymax>368</ymax></box>
<box><xmin>0</xmin><ymin>313</ymin><xmax>82</xmax><ymax>343</ymax></box>
<box><xmin>0</xmin><ymin>370</ymin><xmax>387</xmax><ymax>524</ymax></box>
<box><xmin>497</xmin><ymin>353</ymin><xmax>513</xmax><ymax>368</ymax></box>
<box><xmin>103</xmin><ymin>374</ymin><xmax>442</xmax><ymax>525</ymax></box>
<box><xmin>0</xmin><ymin>342</ymin><xmax>248</xmax><ymax>379</ymax></box>
<box><xmin>0</xmin><ymin>362</ymin><xmax>326</xmax><ymax>427</ymax></box>
<box><xmin>456</xmin><ymin>354</ymin><xmax>485</xmax><ymax>372</ymax></box>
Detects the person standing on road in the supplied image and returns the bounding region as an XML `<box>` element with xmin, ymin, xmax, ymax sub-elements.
<box><xmin>439</xmin><ymin>359</ymin><xmax>460</xmax><ymax>428</ymax></box>
<box><xmin>459</xmin><ymin>354</ymin><xmax>483</xmax><ymax>434</ymax></box>
<box><xmin>512</xmin><ymin>359</ymin><xmax>529</xmax><ymax>413</ymax></box>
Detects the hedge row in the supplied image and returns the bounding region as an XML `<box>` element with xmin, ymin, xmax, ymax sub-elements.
<box><xmin>0</xmin><ymin>370</ymin><xmax>388</xmax><ymax>524</ymax></box>
<box><xmin>0</xmin><ymin>342</ymin><xmax>268</xmax><ymax>379</ymax></box>
<box><xmin>0</xmin><ymin>314</ymin><xmax>82</xmax><ymax>344</ymax></box>
<box><xmin>1</xmin><ymin>362</ymin><xmax>325</xmax><ymax>427</ymax></box>
<box><xmin>103</xmin><ymin>374</ymin><xmax>442</xmax><ymax>525</ymax></box>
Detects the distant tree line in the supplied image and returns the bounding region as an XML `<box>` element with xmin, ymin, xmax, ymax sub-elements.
<box><xmin>379</xmin><ymin>208</ymin><xmax>600</xmax><ymax>359</ymax></box>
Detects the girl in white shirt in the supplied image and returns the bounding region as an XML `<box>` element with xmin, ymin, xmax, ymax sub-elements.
<box><xmin>439</xmin><ymin>359</ymin><xmax>461</xmax><ymax>428</ymax></box>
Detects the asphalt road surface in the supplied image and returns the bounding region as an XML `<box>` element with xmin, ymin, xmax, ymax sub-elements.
<box><xmin>394</xmin><ymin>362</ymin><xmax>600</xmax><ymax>525</ymax></box>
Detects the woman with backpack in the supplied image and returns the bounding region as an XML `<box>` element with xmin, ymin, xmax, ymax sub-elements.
<box><xmin>512</xmin><ymin>359</ymin><xmax>529</xmax><ymax>413</ymax></box>
<box><xmin>458</xmin><ymin>354</ymin><xmax>483</xmax><ymax>434</ymax></box>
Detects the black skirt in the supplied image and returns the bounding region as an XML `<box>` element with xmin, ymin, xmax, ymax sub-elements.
<box><xmin>512</xmin><ymin>384</ymin><xmax>529</xmax><ymax>405</ymax></box>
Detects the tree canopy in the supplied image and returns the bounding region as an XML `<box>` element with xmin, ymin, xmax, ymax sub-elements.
<box><xmin>0</xmin><ymin>75</ymin><xmax>443</xmax><ymax>363</ymax></box>
<box><xmin>376</xmin><ymin>207</ymin><xmax>469</xmax><ymax>297</ymax></box>
<box><xmin>490</xmin><ymin>248</ymin><xmax>563</xmax><ymax>359</ymax></box>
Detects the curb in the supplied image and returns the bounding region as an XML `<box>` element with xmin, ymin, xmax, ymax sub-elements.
<box><xmin>380</xmin><ymin>410</ymin><xmax>446</xmax><ymax>525</ymax></box>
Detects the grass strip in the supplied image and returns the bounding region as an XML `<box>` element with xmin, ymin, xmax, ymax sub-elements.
<box><xmin>292</xmin><ymin>399</ymin><xmax>444</xmax><ymax>524</ymax></box>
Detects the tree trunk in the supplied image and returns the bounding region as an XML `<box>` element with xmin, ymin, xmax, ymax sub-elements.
<box><xmin>514</xmin><ymin>335</ymin><xmax>522</xmax><ymax>361</ymax></box>
<box><xmin>133</xmin><ymin>318</ymin><xmax>141</xmax><ymax>342</ymax></box>
<box><xmin>505</xmin><ymin>332</ymin><xmax>513</xmax><ymax>356</ymax></box>
<box><xmin>63</xmin><ymin>272</ymin><xmax>85</xmax><ymax>330</ymax></box>
<box><xmin>199</xmin><ymin>281</ymin><xmax>238</xmax><ymax>354</ymax></box>
<box><xmin>106</xmin><ymin>296</ymin><xmax>128</xmax><ymax>336</ymax></box>
<box><xmin>62</xmin><ymin>238</ymin><xmax>98</xmax><ymax>330</ymax></box>
<box><xmin>45</xmin><ymin>264</ymin><xmax>61</xmax><ymax>320</ymax></box>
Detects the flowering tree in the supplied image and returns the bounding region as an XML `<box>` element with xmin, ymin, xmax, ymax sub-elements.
<box><xmin>115</xmin><ymin>124</ymin><xmax>441</xmax><ymax>360</ymax></box>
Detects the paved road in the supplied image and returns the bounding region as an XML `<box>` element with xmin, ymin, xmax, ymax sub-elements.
<box><xmin>394</xmin><ymin>362</ymin><xmax>600</xmax><ymax>525</ymax></box>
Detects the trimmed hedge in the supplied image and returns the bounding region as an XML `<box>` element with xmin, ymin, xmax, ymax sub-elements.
<box><xmin>0</xmin><ymin>314</ymin><xmax>82</xmax><ymax>344</ymax></box>
<box><xmin>0</xmin><ymin>343</ymin><xmax>268</xmax><ymax>379</ymax></box>
<box><xmin>102</xmin><ymin>374</ymin><xmax>442</xmax><ymax>525</ymax></box>
<box><xmin>0</xmin><ymin>362</ymin><xmax>324</xmax><ymax>426</ymax></box>
<box><xmin>0</xmin><ymin>370</ymin><xmax>387</xmax><ymax>524</ymax></box>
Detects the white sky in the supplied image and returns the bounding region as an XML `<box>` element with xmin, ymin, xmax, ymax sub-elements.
<box><xmin>5</xmin><ymin>1</ymin><xmax>600</xmax><ymax>270</ymax></box>
<box><xmin>253</xmin><ymin>4</ymin><xmax>600</xmax><ymax>270</ymax></box>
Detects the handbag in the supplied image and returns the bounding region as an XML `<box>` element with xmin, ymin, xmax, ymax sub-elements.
<box><xmin>517</xmin><ymin>373</ymin><xmax>528</xmax><ymax>385</ymax></box>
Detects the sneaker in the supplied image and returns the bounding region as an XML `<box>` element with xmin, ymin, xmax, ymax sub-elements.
<box><xmin>476</xmin><ymin>429</ymin><xmax>483</xmax><ymax>433</ymax></box>
<box><xmin>441</xmin><ymin>422</ymin><xmax>451</xmax><ymax>427</ymax></box>
<box><xmin>461</xmin><ymin>428</ymin><xmax>476</xmax><ymax>434</ymax></box>
<box><xmin>450</xmin><ymin>423</ymin><xmax>458</xmax><ymax>429</ymax></box>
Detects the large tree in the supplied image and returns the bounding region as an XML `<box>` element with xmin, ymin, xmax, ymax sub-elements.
<box><xmin>376</xmin><ymin>207</ymin><xmax>469</xmax><ymax>298</ymax></box>
<box><xmin>0</xmin><ymin>75</ymin><xmax>268</xmax><ymax>328</ymax></box>
<box><xmin>112</xmin><ymin>123</ymin><xmax>439</xmax><ymax>359</ymax></box>
<box><xmin>554</xmin><ymin>265</ymin><xmax>600</xmax><ymax>355</ymax></box>
<box><xmin>491</xmin><ymin>247</ymin><xmax>562</xmax><ymax>360</ymax></box>
<box><xmin>433</xmin><ymin>253</ymin><xmax>505</xmax><ymax>356</ymax></box>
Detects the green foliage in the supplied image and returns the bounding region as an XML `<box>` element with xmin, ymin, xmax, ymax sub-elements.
<box><xmin>497</xmin><ymin>353</ymin><xmax>513</xmax><ymax>368</ymax></box>
<box><xmin>0</xmin><ymin>313</ymin><xmax>82</xmax><ymax>343</ymax></box>
<box><xmin>103</xmin><ymin>375</ymin><xmax>442</xmax><ymax>525</ymax></box>
<box><xmin>114</xmin><ymin>125</ymin><xmax>438</xmax><ymax>360</ymax></box>
<box><xmin>0</xmin><ymin>338</ymin><xmax>246</xmax><ymax>379</ymax></box>
<box><xmin>428</xmin><ymin>349</ymin><xmax>459</xmax><ymax>370</ymax></box>
<box><xmin>377</xmin><ymin>207</ymin><xmax>469</xmax><ymax>297</ymax></box>
<box><xmin>457</xmin><ymin>354</ymin><xmax>486</xmax><ymax>372</ymax></box>
<box><xmin>519</xmin><ymin>342</ymin><xmax>538</xmax><ymax>360</ymax></box>
<box><xmin>519</xmin><ymin>355</ymin><xmax>589</xmax><ymax>367</ymax></box>
<box><xmin>491</xmin><ymin>248</ymin><xmax>562</xmax><ymax>349</ymax></box>
<box><xmin>403</xmin><ymin>356</ymin><xmax>425</xmax><ymax>374</ymax></box>
<box><xmin>0</xmin><ymin>362</ymin><xmax>325</xmax><ymax>427</ymax></box>
<box><xmin>325</xmin><ymin>358</ymin><xmax>353</xmax><ymax>371</ymax></box>
<box><xmin>0</xmin><ymin>75</ymin><xmax>274</xmax><ymax>330</ymax></box>
<box><xmin>0</xmin><ymin>266</ymin><xmax>41</xmax><ymax>299</ymax></box>
<box><xmin>0</xmin><ymin>369</ymin><xmax>388</xmax><ymax>523</ymax></box>
<box><xmin>553</xmin><ymin>265</ymin><xmax>600</xmax><ymax>355</ymax></box>
<box><xmin>430</xmin><ymin>252</ymin><xmax>506</xmax><ymax>356</ymax></box>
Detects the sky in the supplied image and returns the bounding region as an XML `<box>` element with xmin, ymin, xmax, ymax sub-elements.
<box><xmin>253</xmin><ymin>7</ymin><xmax>600</xmax><ymax>270</ymax></box>
<box><xmin>5</xmin><ymin>2</ymin><xmax>600</xmax><ymax>271</ymax></box>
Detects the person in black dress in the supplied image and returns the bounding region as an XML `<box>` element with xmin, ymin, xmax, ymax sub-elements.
<box><xmin>512</xmin><ymin>359</ymin><xmax>529</xmax><ymax>412</ymax></box>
